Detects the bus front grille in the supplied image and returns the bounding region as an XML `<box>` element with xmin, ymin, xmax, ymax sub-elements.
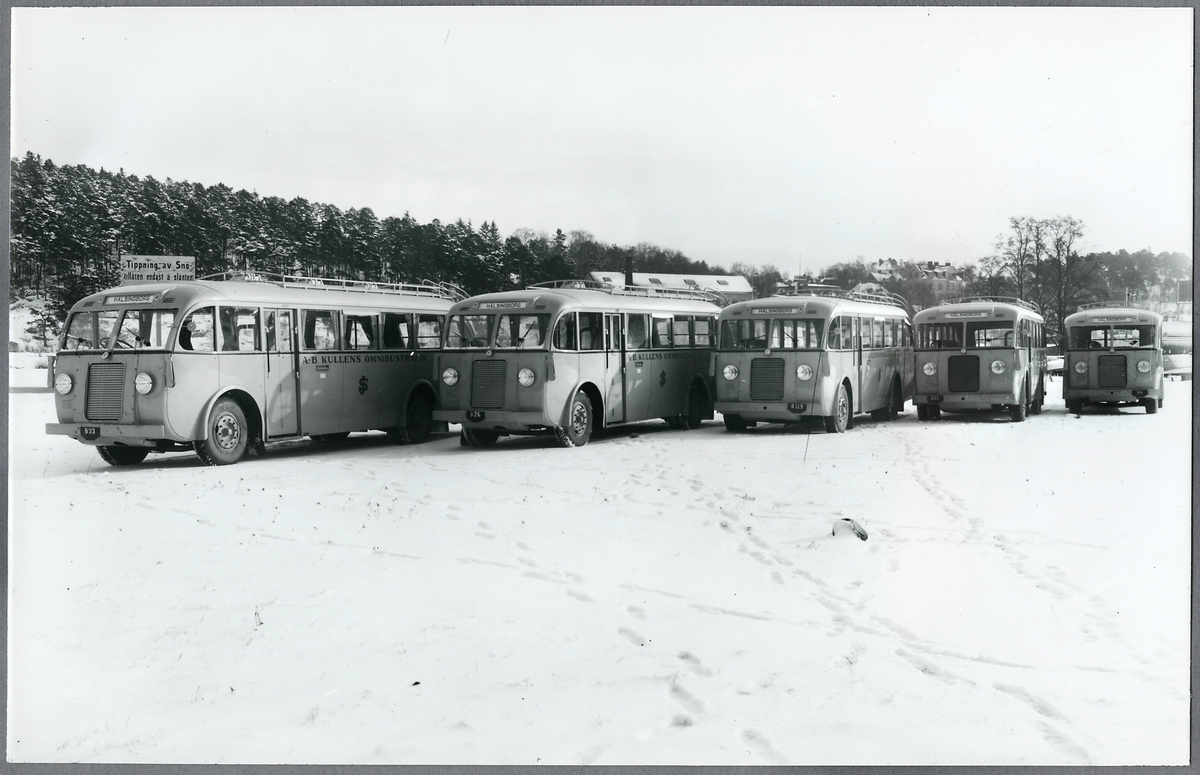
<box><xmin>471</xmin><ymin>360</ymin><xmax>507</xmax><ymax>409</ymax></box>
<box><xmin>947</xmin><ymin>356</ymin><xmax>980</xmax><ymax>393</ymax></box>
<box><xmin>86</xmin><ymin>363</ymin><xmax>126</xmax><ymax>421</ymax></box>
<box><xmin>1097</xmin><ymin>355</ymin><xmax>1127</xmax><ymax>388</ymax></box>
<box><xmin>750</xmin><ymin>358</ymin><xmax>785</xmax><ymax>401</ymax></box>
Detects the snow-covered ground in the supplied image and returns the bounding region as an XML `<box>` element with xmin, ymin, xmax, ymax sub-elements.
<box><xmin>8</xmin><ymin>379</ymin><xmax>1192</xmax><ymax>765</ymax></box>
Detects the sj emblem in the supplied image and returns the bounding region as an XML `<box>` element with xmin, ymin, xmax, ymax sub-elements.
<box><xmin>659</xmin><ymin>370</ymin><xmax>667</xmax><ymax>387</ymax></box>
<box><xmin>358</xmin><ymin>375</ymin><xmax>369</xmax><ymax>395</ymax></box>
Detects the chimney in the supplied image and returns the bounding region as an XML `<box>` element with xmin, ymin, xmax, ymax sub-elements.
<box><xmin>624</xmin><ymin>255</ymin><xmax>634</xmax><ymax>287</ymax></box>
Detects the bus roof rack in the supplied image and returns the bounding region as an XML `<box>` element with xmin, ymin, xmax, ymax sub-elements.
<box><xmin>1076</xmin><ymin>300</ymin><xmax>1150</xmax><ymax>312</ymax></box>
<box><xmin>774</xmin><ymin>284</ymin><xmax>909</xmax><ymax>311</ymax></box>
<box><xmin>526</xmin><ymin>279</ymin><xmax>729</xmax><ymax>307</ymax></box>
<box><xmin>199</xmin><ymin>271</ymin><xmax>468</xmax><ymax>301</ymax></box>
<box><xmin>945</xmin><ymin>296</ymin><xmax>1041</xmax><ymax>314</ymax></box>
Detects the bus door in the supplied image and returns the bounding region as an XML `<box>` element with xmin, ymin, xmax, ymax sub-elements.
<box><xmin>604</xmin><ymin>313</ymin><xmax>626</xmax><ymax>424</ymax></box>
<box><xmin>264</xmin><ymin>308</ymin><xmax>299</xmax><ymax>437</ymax></box>
<box><xmin>852</xmin><ymin>316</ymin><xmax>864</xmax><ymax>412</ymax></box>
<box><xmin>341</xmin><ymin>312</ymin><xmax>383</xmax><ymax>432</ymax></box>
<box><xmin>298</xmin><ymin>308</ymin><xmax>343</xmax><ymax>435</ymax></box>
<box><xmin>647</xmin><ymin>315</ymin><xmax>676</xmax><ymax>419</ymax></box>
<box><xmin>624</xmin><ymin>313</ymin><xmax>653</xmax><ymax>421</ymax></box>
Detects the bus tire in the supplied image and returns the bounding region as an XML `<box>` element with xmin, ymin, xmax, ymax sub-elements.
<box><xmin>195</xmin><ymin>397</ymin><xmax>249</xmax><ymax>465</ymax></box>
<box><xmin>929</xmin><ymin>404</ymin><xmax>941</xmax><ymax>419</ymax></box>
<box><xmin>1030</xmin><ymin>377</ymin><xmax>1044</xmax><ymax>415</ymax></box>
<box><xmin>395</xmin><ymin>395</ymin><xmax>434</xmax><ymax>444</ymax></box>
<box><xmin>555</xmin><ymin>391</ymin><xmax>593</xmax><ymax>448</ymax></box>
<box><xmin>723</xmin><ymin>414</ymin><xmax>748</xmax><ymax>432</ymax></box>
<box><xmin>1009</xmin><ymin>383</ymin><xmax>1027</xmax><ymax>423</ymax></box>
<box><xmin>824</xmin><ymin>383</ymin><xmax>850</xmax><ymax>433</ymax></box>
<box><xmin>462</xmin><ymin>428</ymin><xmax>499</xmax><ymax>446</ymax></box>
<box><xmin>1066</xmin><ymin>399</ymin><xmax>1083</xmax><ymax>414</ymax></box>
<box><xmin>917</xmin><ymin>403</ymin><xmax>930</xmax><ymax>421</ymax></box>
<box><xmin>97</xmin><ymin>446</ymin><xmax>149</xmax><ymax>466</ymax></box>
<box><xmin>1143</xmin><ymin>398</ymin><xmax>1158</xmax><ymax>414</ymax></box>
<box><xmin>685</xmin><ymin>385</ymin><xmax>704</xmax><ymax>430</ymax></box>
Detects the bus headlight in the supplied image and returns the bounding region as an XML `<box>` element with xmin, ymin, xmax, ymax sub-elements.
<box><xmin>517</xmin><ymin>368</ymin><xmax>536</xmax><ymax>387</ymax></box>
<box><xmin>796</xmin><ymin>364</ymin><xmax>814</xmax><ymax>381</ymax></box>
<box><xmin>54</xmin><ymin>373</ymin><xmax>73</xmax><ymax>395</ymax></box>
<box><xmin>722</xmin><ymin>364</ymin><xmax>739</xmax><ymax>381</ymax></box>
<box><xmin>922</xmin><ymin>362</ymin><xmax>937</xmax><ymax>376</ymax></box>
<box><xmin>134</xmin><ymin>372</ymin><xmax>154</xmax><ymax>394</ymax></box>
<box><xmin>442</xmin><ymin>367</ymin><xmax>459</xmax><ymax>386</ymax></box>
<box><xmin>990</xmin><ymin>360</ymin><xmax>1006</xmax><ymax>375</ymax></box>
<box><xmin>1137</xmin><ymin>360</ymin><xmax>1151</xmax><ymax>373</ymax></box>
<box><xmin>1074</xmin><ymin>361</ymin><xmax>1088</xmax><ymax>374</ymax></box>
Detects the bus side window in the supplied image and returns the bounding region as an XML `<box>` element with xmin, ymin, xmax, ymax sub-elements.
<box><xmin>579</xmin><ymin>312</ymin><xmax>604</xmax><ymax>351</ymax></box>
<box><xmin>884</xmin><ymin>320</ymin><xmax>895</xmax><ymax>348</ymax></box>
<box><xmin>345</xmin><ymin>314</ymin><xmax>377</xmax><ymax>350</ymax></box>
<box><xmin>627</xmin><ymin>314</ymin><xmax>650</xmax><ymax>350</ymax></box>
<box><xmin>652</xmin><ymin>316</ymin><xmax>673</xmax><ymax>348</ymax></box>
<box><xmin>827</xmin><ymin>316</ymin><xmax>841</xmax><ymax>350</ymax></box>
<box><xmin>415</xmin><ymin>315</ymin><xmax>441</xmax><ymax>348</ymax></box>
<box><xmin>179</xmin><ymin>307</ymin><xmax>215</xmax><ymax>352</ymax></box>
<box><xmin>871</xmin><ymin>319</ymin><xmax>884</xmax><ymax>349</ymax></box>
<box><xmin>695</xmin><ymin>316</ymin><xmax>713</xmax><ymax>348</ymax></box>
<box><xmin>553</xmin><ymin>313</ymin><xmax>578</xmax><ymax>351</ymax></box>
<box><xmin>266</xmin><ymin>310</ymin><xmax>294</xmax><ymax>353</ymax></box>
<box><xmin>219</xmin><ymin>307</ymin><xmax>260</xmax><ymax>352</ymax></box>
<box><xmin>382</xmin><ymin>313</ymin><xmax>410</xmax><ymax>349</ymax></box>
<box><xmin>673</xmin><ymin>316</ymin><xmax>692</xmax><ymax>348</ymax></box>
<box><xmin>303</xmin><ymin>310</ymin><xmax>338</xmax><ymax>350</ymax></box>
<box><xmin>844</xmin><ymin>317</ymin><xmax>856</xmax><ymax>350</ymax></box>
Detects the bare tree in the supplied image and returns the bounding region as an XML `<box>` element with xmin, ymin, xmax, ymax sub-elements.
<box><xmin>1041</xmin><ymin>216</ymin><xmax>1098</xmax><ymax>343</ymax></box>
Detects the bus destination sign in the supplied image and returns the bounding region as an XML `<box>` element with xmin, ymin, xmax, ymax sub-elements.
<box><xmin>105</xmin><ymin>293</ymin><xmax>158</xmax><ymax>305</ymax></box>
<box><xmin>478</xmin><ymin>301</ymin><xmax>530</xmax><ymax>310</ymax></box>
<box><xmin>944</xmin><ymin>311</ymin><xmax>989</xmax><ymax>318</ymax></box>
<box><xmin>121</xmin><ymin>255</ymin><xmax>196</xmax><ymax>285</ymax></box>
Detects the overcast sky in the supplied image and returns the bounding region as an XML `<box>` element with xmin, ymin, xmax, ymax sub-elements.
<box><xmin>10</xmin><ymin>6</ymin><xmax>1194</xmax><ymax>275</ymax></box>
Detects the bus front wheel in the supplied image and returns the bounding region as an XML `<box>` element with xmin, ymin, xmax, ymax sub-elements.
<box><xmin>555</xmin><ymin>392</ymin><xmax>593</xmax><ymax>448</ymax></box>
<box><xmin>824</xmin><ymin>383</ymin><xmax>850</xmax><ymax>433</ymax></box>
<box><xmin>1009</xmin><ymin>383</ymin><xmax>1027</xmax><ymax>423</ymax></box>
<box><xmin>1143</xmin><ymin>397</ymin><xmax>1158</xmax><ymax>414</ymax></box>
<box><xmin>97</xmin><ymin>446</ymin><xmax>149</xmax><ymax>466</ymax></box>
<box><xmin>723</xmin><ymin>414</ymin><xmax>748</xmax><ymax>432</ymax></box>
<box><xmin>394</xmin><ymin>395</ymin><xmax>433</xmax><ymax>444</ymax></box>
<box><xmin>195</xmin><ymin>397</ymin><xmax>249</xmax><ymax>465</ymax></box>
<box><xmin>685</xmin><ymin>385</ymin><xmax>704</xmax><ymax>430</ymax></box>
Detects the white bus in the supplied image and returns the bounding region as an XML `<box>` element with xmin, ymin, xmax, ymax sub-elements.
<box><xmin>713</xmin><ymin>285</ymin><xmax>914</xmax><ymax>433</ymax></box>
<box><xmin>1063</xmin><ymin>303</ymin><xmax>1164</xmax><ymax>413</ymax></box>
<box><xmin>46</xmin><ymin>272</ymin><xmax>463</xmax><ymax>465</ymax></box>
<box><xmin>432</xmin><ymin>280</ymin><xmax>723</xmax><ymax>447</ymax></box>
<box><xmin>913</xmin><ymin>296</ymin><xmax>1046</xmax><ymax>421</ymax></box>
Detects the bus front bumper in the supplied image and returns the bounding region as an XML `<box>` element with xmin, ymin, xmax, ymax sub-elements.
<box><xmin>714</xmin><ymin>401</ymin><xmax>821</xmax><ymax>422</ymax></box>
<box><xmin>915</xmin><ymin>393</ymin><xmax>1018</xmax><ymax>411</ymax></box>
<box><xmin>1063</xmin><ymin>387</ymin><xmax>1157</xmax><ymax>403</ymax></box>
<box><xmin>432</xmin><ymin>409</ymin><xmax>556</xmax><ymax>433</ymax></box>
<box><xmin>46</xmin><ymin>422</ymin><xmax>171</xmax><ymax>447</ymax></box>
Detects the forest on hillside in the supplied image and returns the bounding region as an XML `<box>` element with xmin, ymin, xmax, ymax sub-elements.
<box><xmin>9</xmin><ymin>153</ymin><xmax>1192</xmax><ymax>345</ymax></box>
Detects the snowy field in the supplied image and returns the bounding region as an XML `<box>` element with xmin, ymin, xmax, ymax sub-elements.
<box><xmin>8</xmin><ymin>379</ymin><xmax>1192</xmax><ymax>765</ymax></box>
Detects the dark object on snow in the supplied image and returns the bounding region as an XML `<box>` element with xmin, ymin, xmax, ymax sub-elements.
<box><xmin>833</xmin><ymin>518</ymin><xmax>868</xmax><ymax>541</ymax></box>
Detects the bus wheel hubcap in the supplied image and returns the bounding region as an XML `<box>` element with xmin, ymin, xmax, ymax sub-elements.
<box><xmin>215</xmin><ymin>413</ymin><xmax>241</xmax><ymax>450</ymax></box>
<box><xmin>572</xmin><ymin>403</ymin><xmax>588</xmax><ymax>435</ymax></box>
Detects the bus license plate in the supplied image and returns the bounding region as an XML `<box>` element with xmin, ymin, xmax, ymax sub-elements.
<box><xmin>466</xmin><ymin>411</ymin><xmax>485</xmax><ymax>422</ymax></box>
<box><xmin>80</xmin><ymin>426</ymin><xmax>101</xmax><ymax>440</ymax></box>
<box><xmin>787</xmin><ymin>403</ymin><xmax>807</xmax><ymax>412</ymax></box>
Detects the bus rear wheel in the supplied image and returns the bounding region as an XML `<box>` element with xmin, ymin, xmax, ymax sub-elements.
<box><xmin>195</xmin><ymin>397</ymin><xmax>249</xmax><ymax>465</ymax></box>
<box><xmin>824</xmin><ymin>383</ymin><xmax>850</xmax><ymax>433</ymax></box>
<box><xmin>555</xmin><ymin>391</ymin><xmax>593</xmax><ymax>448</ymax></box>
<box><xmin>393</xmin><ymin>395</ymin><xmax>433</xmax><ymax>444</ymax></box>
<box><xmin>685</xmin><ymin>385</ymin><xmax>704</xmax><ymax>430</ymax></box>
<box><xmin>461</xmin><ymin>428</ymin><xmax>499</xmax><ymax>447</ymax></box>
<box><xmin>97</xmin><ymin>446</ymin><xmax>149</xmax><ymax>466</ymax></box>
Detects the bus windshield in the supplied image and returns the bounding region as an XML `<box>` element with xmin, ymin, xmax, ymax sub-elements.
<box><xmin>1069</xmin><ymin>324</ymin><xmax>1155</xmax><ymax>350</ymax></box>
<box><xmin>769</xmin><ymin>319</ymin><xmax>824</xmax><ymax>350</ymax></box>
<box><xmin>494</xmin><ymin>313</ymin><xmax>550</xmax><ymax>349</ymax></box>
<box><xmin>63</xmin><ymin>308</ymin><xmax>177</xmax><ymax>351</ymax></box>
<box><xmin>966</xmin><ymin>321</ymin><xmax>1014</xmax><ymax>348</ymax></box>
<box><xmin>917</xmin><ymin>322</ymin><xmax>963</xmax><ymax>349</ymax></box>
<box><xmin>445</xmin><ymin>314</ymin><xmax>493</xmax><ymax>349</ymax></box>
<box><xmin>720</xmin><ymin>318</ymin><xmax>769</xmax><ymax>350</ymax></box>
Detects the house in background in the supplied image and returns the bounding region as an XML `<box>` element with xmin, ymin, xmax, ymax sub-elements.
<box><xmin>586</xmin><ymin>271</ymin><xmax>754</xmax><ymax>303</ymax></box>
<box><xmin>916</xmin><ymin>261</ymin><xmax>966</xmax><ymax>298</ymax></box>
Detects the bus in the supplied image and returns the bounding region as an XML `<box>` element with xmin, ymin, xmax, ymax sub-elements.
<box><xmin>712</xmin><ymin>285</ymin><xmax>914</xmax><ymax>433</ymax></box>
<box><xmin>431</xmin><ymin>280</ymin><xmax>723</xmax><ymax>447</ymax></box>
<box><xmin>1162</xmin><ymin>318</ymin><xmax>1192</xmax><ymax>381</ymax></box>
<box><xmin>1062</xmin><ymin>303</ymin><xmax>1164</xmax><ymax>413</ymax></box>
<box><xmin>45</xmin><ymin>272</ymin><xmax>464</xmax><ymax>466</ymax></box>
<box><xmin>913</xmin><ymin>296</ymin><xmax>1046</xmax><ymax>422</ymax></box>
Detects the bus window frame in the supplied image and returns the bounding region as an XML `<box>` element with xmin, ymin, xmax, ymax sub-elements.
<box><xmin>301</xmin><ymin>308</ymin><xmax>340</xmax><ymax>351</ymax></box>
